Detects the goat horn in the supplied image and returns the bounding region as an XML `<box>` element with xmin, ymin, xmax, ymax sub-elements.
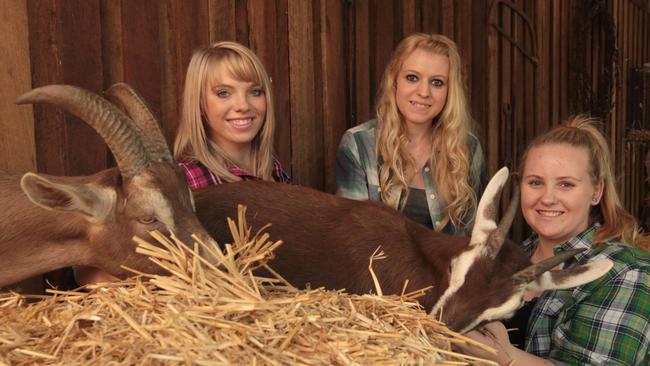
<box><xmin>512</xmin><ymin>248</ymin><xmax>586</xmax><ymax>284</ymax></box>
<box><xmin>104</xmin><ymin>83</ymin><xmax>173</xmax><ymax>164</ymax></box>
<box><xmin>16</xmin><ymin>84</ymin><xmax>149</xmax><ymax>178</ymax></box>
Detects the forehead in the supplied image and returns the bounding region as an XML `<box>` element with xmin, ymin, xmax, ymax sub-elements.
<box><xmin>524</xmin><ymin>143</ymin><xmax>591</xmax><ymax>176</ymax></box>
<box><xmin>400</xmin><ymin>48</ymin><xmax>449</xmax><ymax>75</ymax></box>
<box><xmin>206</xmin><ymin>58</ymin><xmax>260</xmax><ymax>87</ymax></box>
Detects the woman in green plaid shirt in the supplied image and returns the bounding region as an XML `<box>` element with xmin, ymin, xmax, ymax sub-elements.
<box><xmin>460</xmin><ymin>116</ymin><xmax>649</xmax><ymax>365</ymax></box>
<box><xmin>336</xmin><ymin>33</ymin><xmax>485</xmax><ymax>235</ymax></box>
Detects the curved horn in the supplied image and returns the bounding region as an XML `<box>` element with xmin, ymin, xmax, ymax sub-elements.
<box><xmin>513</xmin><ymin>248</ymin><xmax>586</xmax><ymax>284</ymax></box>
<box><xmin>16</xmin><ymin>84</ymin><xmax>149</xmax><ymax>178</ymax></box>
<box><xmin>104</xmin><ymin>83</ymin><xmax>173</xmax><ymax>164</ymax></box>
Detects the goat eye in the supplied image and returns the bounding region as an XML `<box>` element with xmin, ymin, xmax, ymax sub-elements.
<box><xmin>138</xmin><ymin>216</ymin><xmax>158</xmax><ymax>225</ymax></box>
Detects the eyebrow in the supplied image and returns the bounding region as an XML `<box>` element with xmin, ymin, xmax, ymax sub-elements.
<box><xmin>210</xmin><ymin>82</ymin><xmax>261</xmax><ymax>90</ymax></box>
<box><xmin>523</xmin><ymin>174</ymin><xmax>582</xmax><ymax>181</ymax></box>
<box><xmin>402</xmin><ymin>69</ymin><xmax>448</xmax><ymax>78</ymax></box>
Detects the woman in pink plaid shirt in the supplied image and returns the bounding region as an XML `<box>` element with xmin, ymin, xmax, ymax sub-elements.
<box><xmin>174</xmin><ymin>41</ymin><xmax>290</xmax><ymax>190</ymax></box>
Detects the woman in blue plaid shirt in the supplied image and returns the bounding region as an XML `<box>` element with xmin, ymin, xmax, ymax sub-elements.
<box><xmin>460</xmin><ymin>116</ymin><xmax>649</xmax><ymax>365</ymax></box>
<box><xmin>336</xmin><ymin>33</ymin><xmax>485</xmax><ymax>235</ymax></box>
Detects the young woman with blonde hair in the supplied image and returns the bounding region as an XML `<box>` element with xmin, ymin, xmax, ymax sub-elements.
<box><xmin>336</xmin><ymin>33</ymin><xmax>485</xmax><ymax>234</ymax></box>
<box><xmin>76</xmin><ymin>41</ymin><xmax>290</xmax><ymax>286</ymax></box>
<box><xmin>174</xmin><ymin>41</ymin><xmax>289</xmax><ymax>189</ymax></box>
<box><xmin>460</xmin><ymin>115</ymin><xmax>649</xmax><ymax>365</ymax></box>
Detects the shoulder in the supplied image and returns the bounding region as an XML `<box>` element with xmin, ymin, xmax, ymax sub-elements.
<box><xmin>582</xmin><ymin>242</ymin><xmax>650</xmax><ymax>290</ymax></box>
<box><xmin>177</xmin><ymin>159</ymin><xmax>202</xmax><ymax>173</ymax></box>
<box><xmin>345</xmin><ymin>120</ymin><xmax>377</xmax><ymax>138</ymax></box>
<box><xmin>464</xmin><ymin>132</ymin><xmax>483</xmax><ymax>152</ymax></box>
<box><xmin>340</xmin><ymin>120</ymin><xmax>377</xmax><ymax>148</ymax></box>
<box><xmin>593</xmin><ymin>242</ymin><xmax>650</xmax><ymax>274</ymax></box>
<box><xmin>177</xmin><ymin>159</ymin><xmax>222</xmax><ymax>189</ymax></box>
<box><xmin>271</xmin><ymin>156</ymin><xmax>292</xmax><ymax>183</ymax></box>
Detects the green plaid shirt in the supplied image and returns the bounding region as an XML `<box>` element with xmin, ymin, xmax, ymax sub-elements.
<box><xmin>335</xmin><ymin>120</ymin><xmax>486</xmax><ymax>235</ymax></box>
<box><xmin>521</xmin><ymin>225</ymin><xmax>650</xmax><ymax>365</ymax></box>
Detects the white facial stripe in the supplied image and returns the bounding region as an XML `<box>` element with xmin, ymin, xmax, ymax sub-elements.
<box><xmin>430</xmin><ymin>245</ymin><xmax>483</xmax><ymax>316</ymax></box>
<box><xmin>469</xmin><ymin>167</ymin><xmax>509</xmax><ymax>247</ymax></box>
<box><xmin>459</xmin><ymin>292</ymin><xmax>523</xmax><ymax>334</ymax></box>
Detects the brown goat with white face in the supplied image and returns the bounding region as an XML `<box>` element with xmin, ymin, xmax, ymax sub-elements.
<box><xmin>193</xmin><ymin>168</ymin><xmax>613</xmax><ymax>333</ymax></box>
<box><xmin>0</xmin><ymin>84</ymin><xmax>215</xmax><ymax>288</ymax></box>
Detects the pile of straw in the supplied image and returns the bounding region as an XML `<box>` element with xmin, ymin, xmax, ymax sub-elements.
<box><xmin>0</xmin><ymin>206</ymin><xmax>496</xmax><ymax>365</ymax></box>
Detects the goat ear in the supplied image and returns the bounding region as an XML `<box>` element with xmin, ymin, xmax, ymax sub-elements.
<box><xmin>20</xmin><ymin>173</ymin><xmax>116</xmax><ymax>221</ymax></box>
<box><xmin>470</xmin><ymin>167</ymin><xmax>513</xmax><ymax>254</ymax></box>
<box><xmin>513</xmin><ymin>250</ymin><xmax>613</xmax><ymax>292</ymax></box>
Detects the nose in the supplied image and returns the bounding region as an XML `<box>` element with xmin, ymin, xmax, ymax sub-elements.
<box><xmin>540</xmin><ymin>186</ymin><xmax>557</xmax><ymax>205</ymax></box>
<box><xmin>233</xmin><ymin>91</ymin><xmax>251</xmax><ymax>112</ymax></box>
<box><xmin>417</xmin><ymin>81</ymin><xmax>430</xmax><ymax>97</ymax></box>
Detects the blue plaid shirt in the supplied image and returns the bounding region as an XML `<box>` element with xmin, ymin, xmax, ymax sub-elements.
<box><xmin>335</xmin><ymin>120</ymin><xmax>486</xmax><ymax>235</ymax></box>
<box><xmin>521</xmin><ymin>225</ymin><xmax>650</xmax><ymax>365</ymax></box>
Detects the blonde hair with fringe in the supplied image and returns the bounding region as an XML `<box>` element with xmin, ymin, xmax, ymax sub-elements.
<box><xmin>519</xmin><ymin>115</ymin><xmax>649</xmax><ymax>250</ymax></box>
<box><xmin>376</xmin><ymin>33</ymin><xmax>478</xmax><ymax>231</ymax></box>
<box><xmin>173</xmin><ymin>41</ymin><xmax>276</xmax><ymax>182</ymax></box>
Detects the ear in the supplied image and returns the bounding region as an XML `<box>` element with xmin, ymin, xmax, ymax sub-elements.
<box><xmin>20</xmin><ymin>173</ymin><xmax>116</xmax><ymax>222</ymax></box>
<box><xmin>517</xmin><ymin>258</ymin><xmax>614</xmax><ymax>292</ymax></box>
<box><xmin>592</xmin><ymin>179</ymin><xmax>605</xmax><ymax>205</ymax></box>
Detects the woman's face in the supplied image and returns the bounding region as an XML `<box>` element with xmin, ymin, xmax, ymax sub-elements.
<box><xmin>395</xmin><ymin>48</ymin><xmax>449</xmax><ymax>128</ymax></box>
<box><xmin>520</xmin><ymin>143</ymin><xmax>603</xmax><ymax>247</ymax></box>
<box><xmin>202</xmin><ymin>65</ymin><xmax>266</xmax><ymax>155</ymax></box>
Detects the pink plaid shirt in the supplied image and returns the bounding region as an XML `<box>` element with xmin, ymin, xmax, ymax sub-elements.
<box><xmin>178</xmin><ymin>158</ymin><xmax>291</xmax><ymax>190</ymax></box>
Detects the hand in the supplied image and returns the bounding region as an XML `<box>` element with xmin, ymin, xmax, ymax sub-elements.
<box><xmin>455</xmin><ymin>322</ymin><xmax>514</xmax><ymax>365</ymax></box>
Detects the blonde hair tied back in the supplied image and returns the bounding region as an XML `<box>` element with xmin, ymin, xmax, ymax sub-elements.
<box><xmin>519</xmin><ymin>115</ymin><xmax>649</xmax><ymax>250</ymax></box>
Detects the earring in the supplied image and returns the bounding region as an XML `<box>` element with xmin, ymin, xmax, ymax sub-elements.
<box><xmin>592</xmin><ymin>196</ymin><xmax>600</xmax><ymax>204</ymax></box>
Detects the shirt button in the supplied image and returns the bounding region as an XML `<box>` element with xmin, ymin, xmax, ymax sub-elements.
<box><xmin>424</xmin><ymin>167</ymin><xmax>430</xmax><ymax>172</ymax></box>
<box><xmin>429</xmin><ymin>194</ymin><xmax>435</xmax><ymax>199</ymax></box>
<box><xmin>377</xmin><ymin>187</ymin><xmax>381</xmax><ymax>192</ymax></box>
<box><xmin>435</xmin><ymin>221</ymin><xmax>440</xmax><ymax>227</ymax></box>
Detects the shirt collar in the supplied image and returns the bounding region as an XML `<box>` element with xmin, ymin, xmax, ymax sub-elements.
<box><xmin>522</xmin><ymin>224</ymin><xmax>599</xmax><ymax>266</ymax></box>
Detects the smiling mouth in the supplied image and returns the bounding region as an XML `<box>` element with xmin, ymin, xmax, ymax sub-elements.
<box><xmin>410</xmin><ymin>101</ymin><xmax>431</xmax><ymax>109</ymax></box>
<box><xmin>537</xmin><ymin>210</ymin><xmax>563</xmax><ymax>217</ymax></box>
<box><xmin>227</xmin><ymin>118</ymin><xmax>254</xmax><ymax>127</ymax></box>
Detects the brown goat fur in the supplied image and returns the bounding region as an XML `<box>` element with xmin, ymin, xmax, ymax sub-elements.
<box><xmin>193</xmin><ymin>180</ymin><xmax>534</xmax><ymax>331</ymax></box>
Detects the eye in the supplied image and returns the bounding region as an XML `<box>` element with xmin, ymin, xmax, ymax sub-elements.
<box><xmin>405</xmin><ymin>74</ymin><xmax>418</xmax><ymax>82</ymax></box>
<box><xmin>138</xmin><ymin>216</ymin><xmax>158</xmax><ymax>225</ymax></box>
<box><xmin>527</xmin><ymin>179</ymin><xmax>542</xmax><ymax>187</ymax></box>
<box><xmin>431</xmin><ymin>79</ymin><xmax>445</xmax><ymax>87</ymax></box>
<box><xmin>216</xmin><ymin>89</ymin><xmax>230</xmax><ymax>98</ymax></box>
<box><xmin>559</xmin><ymin>181</ymin><xmax>575</xmax><ymax>189</ymax></box>
<box><xmin>249</xmin><ymin>87</ymin><xmax>264</xmax><ymax>97</ymax></box>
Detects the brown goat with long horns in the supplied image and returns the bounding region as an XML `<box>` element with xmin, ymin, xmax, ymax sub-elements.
<box><xmin>0</xmin><ymin>84</ymin><xmax>215</xmax><ymax>288</ymax></box>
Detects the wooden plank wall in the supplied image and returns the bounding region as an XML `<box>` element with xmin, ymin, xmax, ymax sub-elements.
<box><xmin>0</xmin><ymin>0</ymin><xmax>648</xmax><ymax>250</ymax></box>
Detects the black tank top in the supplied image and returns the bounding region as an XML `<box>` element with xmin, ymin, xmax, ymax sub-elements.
<box><xmin>402</xmin><ymin>187</ymin><xmax>433</xmax><ymax>229</ymax></box>
<box><xmin>503</xmin><ymin>298</ymin><xmax>538</xmax><ymax>349</ymax></box>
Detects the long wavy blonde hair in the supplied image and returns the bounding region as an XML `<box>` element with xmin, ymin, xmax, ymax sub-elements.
<box><xmin>376</xmin><ymin>33</ymin><xmax>478</xmax><ymax>231</ymax></box>
<box><xmin>173</xmin><ymin>41</ymin><xmax>276</xmax><ymax>182</ymax></box>
<box><xmin>519</xmin><ymin>115</ymin><xmax>649</xmax><ymax>250</ymax></box>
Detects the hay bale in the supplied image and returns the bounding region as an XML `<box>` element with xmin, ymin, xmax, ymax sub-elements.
<box><xmin>0</xmin><ymin>206</ymin><xmax>496</xmax><ymax>365</ymax></box>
